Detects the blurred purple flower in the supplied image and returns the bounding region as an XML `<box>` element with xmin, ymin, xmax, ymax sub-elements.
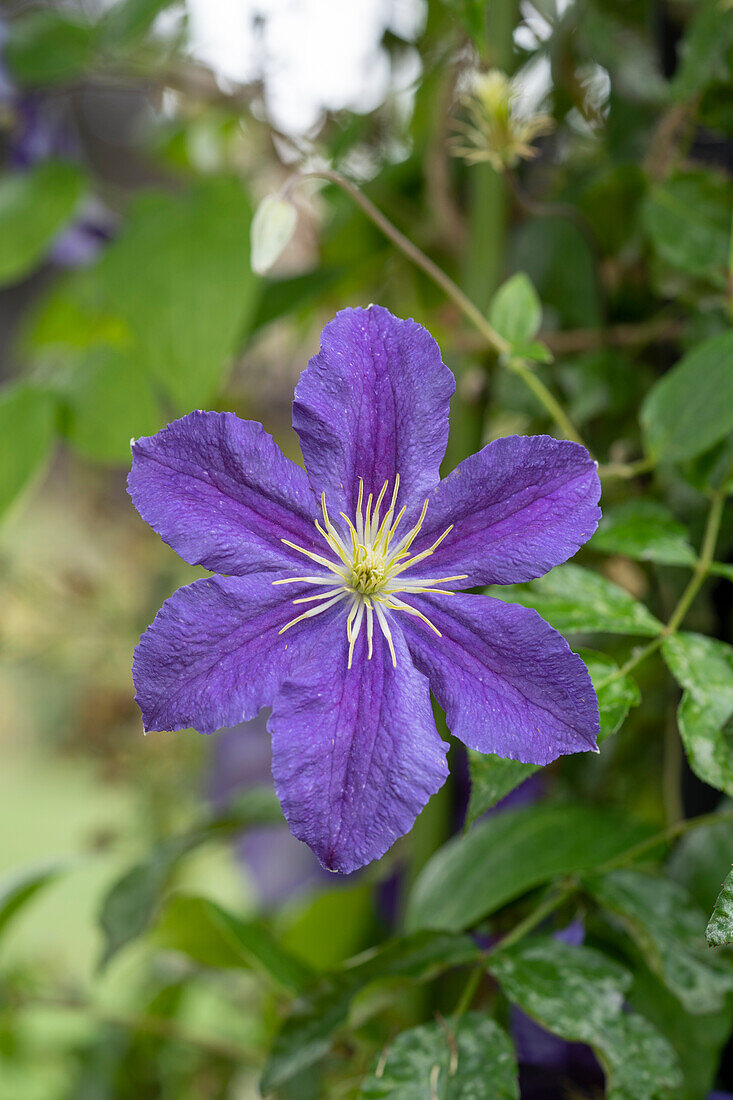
<box><xmin>209</xmin><ymin>715</ymin><xmax>328</xmax><ymax>906</ymax></box>
<box><xmin>130</xmin><ymin>306</ymin><xmax>601</xmax><ymax>874</ymax></box>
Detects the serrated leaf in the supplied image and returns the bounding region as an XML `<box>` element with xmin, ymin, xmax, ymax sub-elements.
<box><xmin>154</xmin><ymin>893</ymin><xmax>313</xmax><ymax>992</ymax></box>
<box><xmin>707</xmin><ymin>868</ymin><xmax>733</xmax><ymax>947</ymax></box>
<box><xmin>489</xmin><ymin>939</ymin><xmax>681</xmax><ymax>1100</ymax></box>
<box><xmin>0</xmin><ymin>383</ymin><xmax>55</xmax><ymax>519</ymax></box>
<box><xmin>643</xmin><ymin>169</ymin><xmax>731</xmax><ymax>288</ymax></box>
<box><xmin>492</xmin><ymin>565</ymin><xmax>662</xmax><ymax>636</ymax></box>
<box><xmin>488</xmin><ymin>272</ymin><xmax>542</xmax><ymax>349</ymax></box>
<box><xmin>586</xmin><ymin>869</ymin><xmax>733</xmax><ymax>1013</ymax></box>
<box><xmin>591</xmin><ymin>500</ymin><xmax>697</xmax><ymax>566</ymax></box>
<box><xmin>360</xmin><ymin>1013</ymin><xmax>518</xmax><ymax>1099</ymax></box>
<box><xmin>405</xmin><ymin>804</ymin><xmax>651</xmax><ymax>933</ymax></box>
<box><xmin>641</xmin><ymin>332</ymin><xmax>733</xmax><ymax>463</ymax></box>
<box><xmin>0</xmin><ymin>162</ymin><xmax>85</xmax><ymax>286</ymax></box>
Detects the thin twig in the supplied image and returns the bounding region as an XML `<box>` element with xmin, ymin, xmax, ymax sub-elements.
<box><xmin>300</xmin><ymin>169</ymin><xmax>585</xmax><ymax>446</ymax></box>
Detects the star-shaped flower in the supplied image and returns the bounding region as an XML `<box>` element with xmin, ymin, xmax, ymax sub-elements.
<box><xmin>129</xmin><ymin>306</ymin><xmax>601</xmax><ymax>873</ymax></box>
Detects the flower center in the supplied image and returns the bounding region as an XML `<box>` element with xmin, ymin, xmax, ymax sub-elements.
<box><xmin>273</xmin><ymin>475</ymin><xmax>467</xmax><ymax>669</ymax></box>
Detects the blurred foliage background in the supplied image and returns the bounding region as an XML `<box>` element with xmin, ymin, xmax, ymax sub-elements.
<box><xmin>0</xmin><ymin>0</ymin><xmax>733</xmax><ymax>1097</ymax></box>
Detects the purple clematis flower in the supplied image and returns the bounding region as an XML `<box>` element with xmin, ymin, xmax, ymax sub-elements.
<box><xmin>129</xmin><ymin>306</ymin><xmax>601</xmax><ymax>873</ymax></box>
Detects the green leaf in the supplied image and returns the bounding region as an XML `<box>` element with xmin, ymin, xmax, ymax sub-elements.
<box><xmin>676</xmin><ymin>693</ymin><xmax>733</xmax><ymax>798</ymax></box>
<box><xmin>405</xmin><ymin>803</ymin><xmax>651</xmax><ymax>933</ymax></box>
<box><xmin>586</xmin><ymin>869</ymin><xmax>733</xmax><ymax>1013</ymax></box>
<box><xmin>489</xmin><ymin>939</ymin><xmax>681</xmax><ymax>1100</ymax></box>
<box><xmin>662</xmin><ymin>632</ymin><xmax>733</xmax><ymax>717</ymax></box>
<box><xmin>360</xmin><ymin>1013</ymin><xmax>519</xmax><ymax>1099</ymax></box>
<box><xmin>93</xmin><ymin>178</ymin><xmax>259</xmax><ymax>410</ymax></box>
<box><xmin>62</xmin><ymin>347</ymin><xmax>164</xmax><ymax>465</ymax></box>
<box><xmin>98</xmin><ymin>838</ymin><xmax>189</xmax><ymax>970</ymax></box>
<box><xmin>98</xmin><ymin>786</ymin><xmax>282</xmax><ymax>967</ymax></box>
<box><xmin>629</xmin><ymin>959</ymin><xmax>733</xmax><ymax>1100</ymax></box>
<box><xmin>0</xmin><ymin>383</ymin><xmax>55</xmax><ymax>520</ymax></box>
<box><xmin>641</xmin><ymin>332</ymin><xmax>733</xmax><ymax>462</ymax></box>
<box><xmin>0</xmin><ymin>865</ymin><xmax>61</xmax><ymax>941</ymax></box>
<box><xmin>707</xmin><ymin>867</ymin><xmax>733</xmax><ymax>947</ymax></box>
<box><xmin>643</xmin><ymin>169</ymin><xmax>731</xmax><ymax>288</ymax></box>
<box><xmin>591</xmin><ymin>500</ymin><xmax>697</xmax><ymax>566</ymax></box>
<box><xmin>466</xmin><ymin>755</ymin><xmax>539</xmax><ymax>826</ymax></box>
<box><xmin>674</xmin><ymin>0</ymin><xmax>733</xmax><ymax>99</ymax></box>
<box><xmin>579</xmin><ymin>649</ymin><xmax>641</xmax><ymax>742</ymax></box>
<box><xmin>98</xmin><ymin>0</ymin><xmax>179</xmax><ymax>51</ymax></box>
<box><xmin>0</xmin><ymin>162</ymin><xmax>85</xmax><ymax>286</ymax></box>
<box><xmin>3</xmin><ymin>11</ymin><xmax>94</xmax><ymax>84</ymax></box>
<box><xmin>262</xmin><ymin>932</ymin><xmax>480</xmax><ymax>1091</ymax></box>
<box><xmin>154</xmin><ymin>893</ymin><xmax>313</xmax><ymax>993</ymax></box>
<box><xmin>491</xmin><ymin>565</ymin><xmax>662</xmax><ymax>636</ymax></box>
<box><xmin>281</xmin><ymin>884</ymin><xmax>375</xmax><ymax>971</ymax></box>
<box><xmin>488</xmin><ymin>273</ymin><xmax>542</xmax><ymax>349</ymax></box>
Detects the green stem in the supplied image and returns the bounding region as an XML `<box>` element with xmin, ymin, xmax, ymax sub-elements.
<box><xmin>453</xmin><ymin>885</ymin><xmax>571</xmax><ymax>1021</ymax></box>
<box><xmin>596</xmin><ymin>484</ymin><xmax>728</xmax><ymax>691</ymax></box>
<box><xmin>597</xmin><ymin>456</ymin><xmax>656</xmax><ymax>480</ymax></box>
<box><xmin>300</xmin><ymin>169</ymin><xmax>585</xmax><ymax>446</ymax></box>
<box><xmin>599</xmin><ymin>810</ymin><xmax>733</xmax><ymax>872</ymax></box>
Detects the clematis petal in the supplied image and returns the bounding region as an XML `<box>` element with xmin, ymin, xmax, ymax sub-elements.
<box><xmin>128</xmin><ymin>411</ymin><xmax>320</xmax><ymax>575</ymax></box>
<box><xmin>402</xmin><ymin>592</ymin><xmax>599</xmax><ymax>766</ymax></box>
<box><xmin>293</xmin><ymin>305</ymin><xmax>455</xmax><ymax>521</ymax></box>
<box><xmin>269</xmin><ymin>618</ymin><xmax>449</xmax><ymax>874</ymax></box>
<box><xmin>415</xmin><ymin>435</ymin><xmax>600</xmax><ymax>586</ymax></box>
<box><xmin>133</xmin><ymin>573</ymin><xmax>340</xmax><ymax>734</ymax></box>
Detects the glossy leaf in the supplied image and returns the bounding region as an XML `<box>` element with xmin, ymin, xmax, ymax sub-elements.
<box><xmin>360</xmin><ymin>1013</ymin><xmax>519</xmax><ymax>1099</ymax></box>
<box><xmin>0</xmin><ymin>162</ymin><xmax>85</xmax><ymax>287</ymax></box>
<box><xmin>154</xmin><ymin>893</ymin><xmax>313</xmax><ymax>992</ymax></box>
<box><xmin>643</xmin><ymin>169</ymin><xmax>731</xmax><ymax>288</ymax></box>
<box><xmin>405</xmin><ymin>803</ymin><xmax>650</xmax><ymax>932</ymax></box>
<box><xmin>491</xmin><ymin>565</ymin><xmax>662</xmax><ymax>637</ymax></box>
<box><xmin>488</xmin><ymin>272</ymin><xmax>542</xmax><ymax>349</ymax></box>
<box><xmin>587</xmin><ymin>869</ymin><xmax>733</xmax><ymax>1013</ymax></box>
<box><xmin>641</xmin><ymin>332</ymin><xmax>733</xmax><ymax>463</ymax></box>
<box><xmin>0</xmin><ymin>383</ymin><xmax>55</xmax><ymax>519</ymax></box>
<box><xmin>489</xmin><ymin>939</ymin><xmax>681</xmax><ymax>1100</ymax></box>
<box><xmin>707</xmin><ymin>868</ymin><xmax>733</xmax><ymax>947</ymax></box>
<box><xmin>591</xmin><ymin>501</ymin><xmax>697</xmax><ymax>566</ymax></box>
